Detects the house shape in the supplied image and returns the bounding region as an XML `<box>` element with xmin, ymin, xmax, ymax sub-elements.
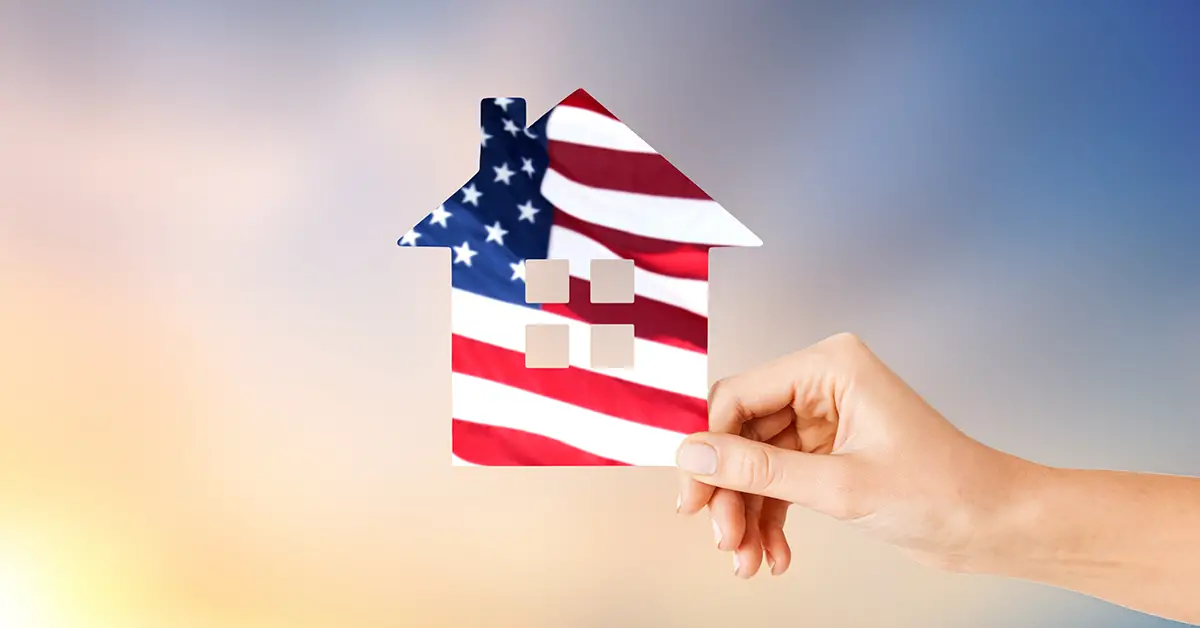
<box><xmin>399</xmin><ymin>89</ymin><xmax>761</xmax><ymax>468</ymax></box>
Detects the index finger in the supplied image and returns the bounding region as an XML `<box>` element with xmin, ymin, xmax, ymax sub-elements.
<box><xmin>707</xmin><ymin>350</ymin><xmax>818</xmax><ymax>434</ymax></box>
<box><xmin>678</xmin><ymin>351</ymin><xmax>807</xmax><ymax>515</ymax></box>
<box><xmin>677</xmin><ymin>341</ymin><xmax>847</xmax><ymax>514</ymax></box>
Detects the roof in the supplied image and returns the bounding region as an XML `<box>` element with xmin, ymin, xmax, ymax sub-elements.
<box><xmin>400</xmin><ymin>88</ymin><xmax>761</xmax><ymax>249</ymax></box>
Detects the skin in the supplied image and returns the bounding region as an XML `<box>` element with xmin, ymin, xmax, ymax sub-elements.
<box><xmin>675</xmin><ymin>333</ymin><xmax>1200</xmax><ymax>625</ymax></box>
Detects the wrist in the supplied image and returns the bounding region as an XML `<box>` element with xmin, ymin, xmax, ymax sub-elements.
<box><xmin>923</xmin><ymin>448</ymin><xmax>1200</xmax><ymax>623</ymax></box>
<box><xmin>954</xmin><ymin>454</ymin><xmax>1061</xmax><ymax>578</ymax></box>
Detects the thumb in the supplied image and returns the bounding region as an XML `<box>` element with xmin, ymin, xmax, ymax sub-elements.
<box><xmin>675</xmin><ymin>432</ymin><xmax>852</xmax><ymax>515</ymax></box>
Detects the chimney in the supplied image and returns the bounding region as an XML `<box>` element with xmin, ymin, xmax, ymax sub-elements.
<box><xmin>481</xmin><ymin>97</ymin><xmax>527</xmax><ymax>128</ymax></box>
<box><xmin>479</xmin><ymin>97</ymin><xmax>527</xmax><ymax>165</ymax></box>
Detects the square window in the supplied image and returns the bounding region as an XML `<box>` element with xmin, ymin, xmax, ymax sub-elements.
<box><xmin>590</xmin><ymin>324</ymin><xmax>634</xmax><ymax>369</ymax></box>
<box><xmin>589</xmin><ymin>259</ymin><xmax>634</xmax><ymax>303</ymax></box>
<box><xmin>525</xmin><ymin>259</ymin><xmax>570</xmax><ymax>304</ymax></box>
<box><xmin>525</xmin><ymin>324</ymin><xmax>569</xmax><ymax>368</ymax></box>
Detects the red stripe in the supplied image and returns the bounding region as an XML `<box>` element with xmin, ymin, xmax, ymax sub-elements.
<box><xmin>451</xmin><ymin>335</ymin><xmax>707</xmax><ymax>434</ymax></box>
<box><xmin>548</xmin><ymin>141</ymin><xmax>711</xmax><ymax>200</ymax></box>
<box><xmin>557</xmin><ymin>89</ymin><xmax>617</xmax><ymax>119</ymax></box>
<box><xmin>541</xmin><ymin>277</ymin><xmax>708</xmax><ymax>353</ymax></box>
<box><xmin>452</xmin><ymin>419</ymin><xmax>626</xmax><ymax>466</ymax></box>
<box><xmin>552</xmin><ymin>208</ymin><xmax>711</xmax><ymax>281</ymax></box>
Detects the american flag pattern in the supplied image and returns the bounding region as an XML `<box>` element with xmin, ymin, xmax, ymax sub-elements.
<box><xmin>399</xmin><ymin>90</ymin><xmax>761</xmax><ymax>467</ymax></box>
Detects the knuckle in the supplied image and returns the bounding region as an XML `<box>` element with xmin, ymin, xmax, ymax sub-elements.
<box><xmin>707</xmin><ymin>377</ymin><xmax>747</xmax><ymax>427</ymax></box>
<box><xmin>827</xmin><ymin>332</ymin><xmax>867</xmax><ymax>353</ymax></box>
<box><xmin>812</xmin><ymin>332</ymin><xmax>872</xmax><ymax>370</ymax></box>
<box><xmin>736</xmin><ymin>445</ymin><xmax>779</xmax><ymax>492</ymax></box>
<box><xmin>707</xmin><ymin>377</ymin><xmax>730</xmax><ymax>407</ymax></box>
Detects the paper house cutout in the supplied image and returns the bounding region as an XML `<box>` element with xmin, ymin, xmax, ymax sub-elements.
<box><xmin>399</xmin><ymin>89</ymin><xmax>761</xmax><ymax>467</ymax></box>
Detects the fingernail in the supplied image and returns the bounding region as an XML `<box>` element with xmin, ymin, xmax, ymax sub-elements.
<box><xmin>712</xmin><ymin>519</ymin><xmax>723</xmax><ymax>547</ymax></box>
<box><xmin>676</xmin><ymin>442</ymin><xmax>718</xmax><ymax>475</ymax></box>
<box><xmin>765</xmin><ymin>551</ymin><xmax>776</xmax><ymax>575</ymax></box>
<box><xmin>675</xmin><ymin>494</ymin><xmax>682</xmax><ymax>513</ymax></box>
<box><xmin>732</xmin><ymin>553</ymin><xmax>741</xmax><ymax>576</ymax></box>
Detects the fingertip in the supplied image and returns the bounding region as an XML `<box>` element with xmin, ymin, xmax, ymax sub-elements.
<box><xmin>733</xmin><ymin>545</ymin><xmax>763</xmax><ymax>579</ymax></box>
<box><xmin>775</xmin><ymin>548</ymin><xmax>793</xmax><ymax>576</ymax></box>
<box><xmin>733</xmin><ymin>521</ymin><xmax>765</xmax><ymax>578</ymax></box>
<box><xmin>709</xmin><ymin>489</ymin><xmax>746</xmax><ymax>551</ymax></box>
<box><xmin>759</xmin><ymin>497</ymin><xmax>792</xmax><ymax>575</ymax></box>
<box><xmin>761</xmin><ymin>527</ymin><xmax>792</xmax><ymax>576</ymax></box>
<box><xmin>677</xmin><ymin>476</ymin><xmax>713</xmax><ymax>515</ymax></box>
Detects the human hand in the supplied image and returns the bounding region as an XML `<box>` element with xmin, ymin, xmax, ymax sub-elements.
<box><xmin>675</xmin><ymin>333</ymin><xmax>1043</xmax><ymax>578</ymax></box>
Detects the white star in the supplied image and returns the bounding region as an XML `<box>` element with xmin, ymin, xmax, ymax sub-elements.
<box><xmin>520</xmin><ymin>157</ymin><xmax>536</xmax><ymax>177</ymax></box>
<box><xmin>480</xmin><ymin>126</ymin><xmax>492</xmax><ymax>148</ymax></box>
<box><xmin>484</xmin><ymin>221</ymin><xmax>508</xmax><ymax>245</ymax></box>
<box><xmin>494</xmin><ymin>97</ymin><xmax>514</xmax><ymax>111</ymax></box>
<box><xmin>523</xmin><ymin>127</ymin><xmax>538</xmax><ymax>139</ymax></box>
<box><xmin>452</xmin><ymin>241</ymin><xmax>479</xmax><ymax>267</ymax></box>
<box><xmin>461</xmin><ymin>183</ymin><xmax>483</xmax><ymax>207</ymax></box>
<box><xmin>492</xmin><ymin>162</ymin><xmax>515</xmax><ymax>185</ymax></box>
<box><xmin>509</xmin><ymin>259</ymin><xmax>526</xmax><ymax>281</ymax></box>
<box><xmin>502</xmin><ymin>118</ymin><xmax>520</xmax><ymax>137</ymax></box>
<box><xmin>517</xmin><ymin>200</ymin><xmax>540</xmax><ymax>223</ymax></box>
<box><xmin>399</xmin><ymin>229</ymin><xmax>421</xmax><ymax>246</ymax></box>
<box><xmin>429</xmin><ymin>204</ymin><xmax>452</xmax><ymax>228</ymax></box>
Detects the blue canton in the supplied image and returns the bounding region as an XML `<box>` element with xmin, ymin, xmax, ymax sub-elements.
<box><xmin>399</xmin><ymin>97</ymin><xmax>553</xmax><ymax>309</ymax></box>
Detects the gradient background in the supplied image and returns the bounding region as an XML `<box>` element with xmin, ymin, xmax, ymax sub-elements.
<box><xmin>2</xmin><ymin>0</ymin><xmax>1199</xmax><ymax>626</ymax></box>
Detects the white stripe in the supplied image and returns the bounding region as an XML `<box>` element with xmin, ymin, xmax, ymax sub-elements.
<box><xmin>452</xmin><ymin>374</ymin><xmax>686</xmax><ymax>466</ymax></box>
<box><xmin>547</xmin><ymin>225</ymin><xmax>709</xmax><ymax>317</ymax></box>
<box><xmin>542</xmin><ymin>168</ymin><xmax>762</xmax><ymax>247</ymax></box>
<box><xmin>451</xmin><ymin>289</ymin><xmax>707</xmax><ymax>400</ymax></box>
<box><xmin>451</xmin><ymin>454</ymin><xmax>477</xmax><ymax>467</ymax></box>
<box><xmin>545</xmin><ymin>105</ymin><xmax>656</xmax><ymax>154</ymax></box>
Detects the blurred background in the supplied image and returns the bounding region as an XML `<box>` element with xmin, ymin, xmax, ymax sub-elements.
<box><xmin>2</xmin><ymin>0</ymin><xmax>1199</xmax><ymax>626</ymax></box>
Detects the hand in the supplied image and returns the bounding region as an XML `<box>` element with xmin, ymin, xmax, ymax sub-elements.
<box><xmin>675</xmin><ymin>333</ymin><xmax>1041</xmax><ymax>578</ymax></box>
